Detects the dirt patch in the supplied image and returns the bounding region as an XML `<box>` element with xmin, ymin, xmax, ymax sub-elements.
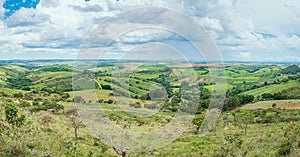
<box><xmin>97</xmin><ymin>94</ymin><xmax>114</xmax><ymax>99</ymax></box>
<box><xmin>278</xmin><ymin>106</ymin><xmax>300</xmax><ymax>110</ymax></box>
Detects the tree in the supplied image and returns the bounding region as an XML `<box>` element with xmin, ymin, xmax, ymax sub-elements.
<box><xmin>225</xmin><ymin>96</ymin><xmax>240</xmax><ymax>110</ymax></box>
<box><xmin>261</xmin><ymin>93</ymin><xmax>273</xmax><ymax>100</ymax></box>
<box><xmin>38</xmin><ymin>113</ymin><xmax>54</xmax><ymax>131</ymax></box>
<box><xmin>273</xmin><ymin>92</ymin><xmax>286</xmax><ymax>100</ymax></box>
<box><xmin>240</xmin><ymin>95</ymin><xmax>254</xmax><ymax>104</ymax></box>
<box><xmin>192</xmin><ymin>114</ymin><xmax>205</xmax><ymax>132</ymax></box>
<box><xmin>107</xmin><ymin>99</ymin><xmax>114</xmax><ymax>104</ymax></box>
<box><xmin>235</xmin><ymin>110</ymin><xmax>254</xmax><ymax>134</ymax></box>
<box><xmin>5</xmin><ymin>104</ymin><xmax>25</xmax><ymax>128</ymax></box>
<box><xmin>69</xmin><ymin>116</ymin><xmax>84</xmax><ymax>140</ymax></box>
<box><xmin>4</xmin><ymin>103</ymin><xmax>26</xmax><ymax>153</ymax></box>
<box><xmin>221</xmin><ymin>134</ymin><xmax>243</xmax><ymax>156</ymax></box>
<box><xmin>272</xmin><ymin>103</ymin><xmax>277</xmax><ymax>108</ymax></box>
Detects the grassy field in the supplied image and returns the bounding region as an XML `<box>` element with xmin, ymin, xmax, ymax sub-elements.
<box><xmin>243</xmin><ymin>81</ymin><xmax>300</xmax><ymax>96</ymax></box>
<box><xmin>1</xmin><ymin>62</ymin><xmax>300</xmax><ymax>156</ymax></box>
<box><xmin>241</xmin><ymin>100</ymin><xmax>300</xmax><ymax>110</ymax></box>
<box><xmin>203</xmin><ymin>83</ymin><xmax>234</xmax><ymax>91</ymax></box>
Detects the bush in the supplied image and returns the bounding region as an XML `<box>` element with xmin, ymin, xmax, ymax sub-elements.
<box><xmin>129</xmin><ymin>102</ymin><xmax>142</xmax><ymax>108</ymax></box>
<box><xmin>98</xmin><ymin>99</ymin><xmax>104</xmax><ymax>103</ymax></box>
<box><xmin>277</xmin><ymin>140</ymin><xmax>293</xmax><ymax>156</ymax></box>
<box><xmin>74</xmin><ymin>96</ymin><xmax>85</xmax><ymax>103</ymax></box>
<box><xmin>107</xmin><ymin>99</ymin><xmax>114</xmax><ymax>104</ymax></box>
<box><xmin>38</xmin><ymin>113</ymin><xmax>54</xmax><ymax>131</ymax></box>
<box><xmin>102</xmin><ymin>84</ymin><xmax>112</xmax><ymax>90</ymax></box>
<box><xmin>144</xmin><ymin>103</ymin><xmax>157</xmax><ymax>109</ymax></box>
<box><xmin>192</xmin><ymin>114</ymin><xmax>205</xmax><ymax>132</ymax></box>
<box><xmin>13</xmin><ymin>92</ymin><xmax>23</xmax><ymax>98</ymax></box>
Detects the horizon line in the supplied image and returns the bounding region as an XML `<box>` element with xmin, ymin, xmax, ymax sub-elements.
<box><xmin>0</xmin><ymin>59</ymin><xmax>299</xmax><ymax>64</ymax></box>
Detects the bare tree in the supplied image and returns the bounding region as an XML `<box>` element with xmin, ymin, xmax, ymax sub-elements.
<box><xmin>69</xmin><ymin>116</ymin><xmax>84</xmax><ymax>140</ymax></box>
<box><xmin>38</xmin><ymin>113</ymin><xmax>54</xmax><ymax>131</ymax></box>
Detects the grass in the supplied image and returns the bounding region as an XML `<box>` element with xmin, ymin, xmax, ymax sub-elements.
<box><xmin>203</xmin><ymin>83</ymin><xmax>233</xmax><ymax>91</ymax></box>
<box><xmin>0</xmin><ymin>87</ymin><xmax>26</xmax><ymax>95</ymax></box>
<box><xmin>29</xmin><ymin>71</ymin><xmax>73</xmax><ymax>83</ymax></box>
<box><xmin>132</xmin><ymin>73</ymin><xmax>161</xmax><ymax>80</ymax></box>
<box><xmin>243</xmin><ymin>81</ymin><xmax>300</xmax><ymax>96</ymax></box>
<box><xmin>158</xmin><ymin>121</ymin><xmax>300</xmax><ymax>156</ymax></box>
<box><xmin>96</xmin><ymin>89</ymin><xmax>112</xmax><ymax>95</ymax></box>
<box><xmin>1</xmin><ymin>62</ymin><xmax>300</xmax><ymax>156</ymax></box>
<box><xmin>240</xmin><ymin>100</ymin><xmax>300</xmax><ymax>110</ymax></box>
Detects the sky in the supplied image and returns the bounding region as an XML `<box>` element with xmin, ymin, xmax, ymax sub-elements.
<box><xmin>0</xmin><ymin>0</ymin><xmax>300</xmax><ymax>61</ymax></box>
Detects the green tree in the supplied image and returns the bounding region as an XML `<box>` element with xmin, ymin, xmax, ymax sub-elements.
<box><xmin>4</xmin><ymin>103</ymin><xmax>26</xmax><ymax>154</ymax></box>
<box><xmin>225</xmin><ymin>96</ymin><xmax>240</xmax><ymax>110</ymax></box>
<box><xmin>192</xmin><ymin>114</ymin><xmax>205</xmax><ymax>132</ymax></box>
<box><xmin>235</xmin><ymin>110</ymin><xmax>254</xmax><ymax>134</ymax></box>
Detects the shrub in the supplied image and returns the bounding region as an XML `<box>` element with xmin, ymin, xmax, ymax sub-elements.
<box><xmin>277</xmin><ymin>140</ymin><xmax>293</xmax><ymax>156</ymax></box>
<box><xmin>74</xmin><ymin>96</ymin><xmax>85</xmax><ymax>103</ymax></box>
<box><xmin>38</xmin><ymin>113</ymin><xmax>54</xmax><ymax>131</ymax></box>
<box><xmin>145</xmin><ymin>103</ymin><xmax>157</xmax><ymax>109</ymax></box>
<box><xmin>107</xmin><ymin>99</ymin><xmax>114</xmax><ymax>104</ymax></box>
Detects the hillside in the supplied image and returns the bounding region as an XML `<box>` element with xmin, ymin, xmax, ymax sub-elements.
<box><xmin>242</xmin><ymin>80</ymin><xmax>300</xmax><ymax>97</ymax></box>
<box><xmin>241</xmin><ymin>100</ymin><xmax>300</xmax><ymax>110</ymax></box>
<box><xmin>281</xmin><ymin>65</ymin><xmax>300</xmax><ymax>74</ymax></box>
<box><xmin>0</xmin><ymin>62</ymin><xmax>300</xmax><ymax>156</ymax></box>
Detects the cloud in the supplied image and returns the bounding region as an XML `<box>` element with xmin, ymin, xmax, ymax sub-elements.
<box><xmin>0</xmin><ymin>0</ymin><xmax>5</xmax><ymax>19</ymax></box>
<box><xmin>118</xmin><ymin>29</ymin><xmax>178</xmax><ymax>44</ymax></box>
<box><xmin>39</xmin><ymin>0</ymin><xmax>59</xmax><ymax>8</ymax></box>
<box><xmin>5</xmin><ymin>8</ymin><xmax>50</xmax><ymax>27</ymax></box>
<box><xmin>197</xmin><ymin>17</ymin><xmax>223</xmax><ymax>32</ymax></box>
<box><xmin>237</xmin><ymin>52</ymin><xmax>252</xmax><ymax>59</ymax></box>
<box><xmin>0</xmin><ymin>0</ymin><xmax>300</xmax><ymax>61</ymax></box>
<box><xmin>69</xmin><ymin>4</ymin><xmax>103</xmax><ymax>12</ymax></box>
<box><xmin>114</xmin><ymin>42</ymin><xmax>188</xmax><ymax>61</ymax></box>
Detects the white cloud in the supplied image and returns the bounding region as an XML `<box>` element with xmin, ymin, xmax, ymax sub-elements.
<box><xmin>197</xmin><ymin>17</ymin><xmax>223</xmax><ymax>32</ymax></box>
<box><xmin>39</xmin><ymin>0</ymin><xmax>59</xmax><ymax>8</ymax></box>
<box><xmin>5</xmin><ymin>8</ymin><xmax>50</xmax><ymax>27</ymax></box>
<box><xmin>69</xmin><ymin>4</ymin><xmax>103</xmax><ymax>12</ymax></box>
<box><xmin>282</xmin><ymin>56</ymin><xmax>300</xmax><ymax>61</ymax></box>
<box><xmin>0</xmin><ymin>0</ymin><xmax>299</xmax><ymax>60</ymax></box>
<box><xmin>118</xmin><ymin>29</ymin><xmax>177</xmax><ymax>44</ymax></box>
<box><xmin>237</xmin><ymin>52</ymin><xmax>252</xmax><ymax>59</ymax></box>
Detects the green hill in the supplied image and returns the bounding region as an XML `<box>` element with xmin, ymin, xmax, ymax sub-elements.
<box><xmin>281</xmin><ymin>65</ymin><xmax>300</xmax><ymax>74</ymax></box>
<box><xmin>242</xmin><ymin>80</ymin><xmax>300</xmax><ymax>97</ymax></box>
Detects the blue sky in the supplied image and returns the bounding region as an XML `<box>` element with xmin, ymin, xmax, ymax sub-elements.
<box><xmin>0</xmin><ymin>0</ymin><xmax>300</xmax><ymax>61</ymax></box>
<box><xmin>3</xmin><ymin>0</ymin><xmax>40</xmax><ymax>17</ymax></box>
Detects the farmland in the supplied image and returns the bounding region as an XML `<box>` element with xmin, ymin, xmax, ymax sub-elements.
<box><xmin>0</xmin><ymin>60</ymin><xmax>300</xmax><ymax>156</ymax></box>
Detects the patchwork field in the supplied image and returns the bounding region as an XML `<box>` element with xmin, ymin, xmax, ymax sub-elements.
<box><xmin>0</xmin><ymin>61</ymin><xmax>300</xmax><ymax>156</ymax></box>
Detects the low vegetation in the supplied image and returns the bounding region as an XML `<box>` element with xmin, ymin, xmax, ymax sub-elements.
<box><xmin>0</xmin><ymin>61</ymin><xmax>299</xmax><ymax>156</ymax></box>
